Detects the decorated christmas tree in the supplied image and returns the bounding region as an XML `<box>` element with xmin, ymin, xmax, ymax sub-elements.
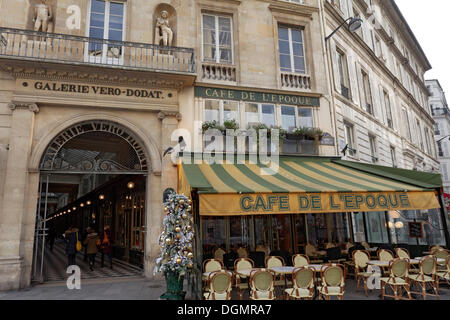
<box><xmin>154</xmin><ymin>192</ymin><xmax>194</xmax><ymax>300</ymax></box>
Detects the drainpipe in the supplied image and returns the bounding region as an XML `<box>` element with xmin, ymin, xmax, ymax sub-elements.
<box><xmin>318</xmin><ymin>0</ymin><xmax>340</xmax><ymax>157</ymax></box>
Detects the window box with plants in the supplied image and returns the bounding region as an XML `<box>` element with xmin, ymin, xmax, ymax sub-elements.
<box><xmin>283</xmin><ymin>127</ymin><xmax>323</xmax><ymax>155</ymax></box>
<box><xmin>202</xmin><ymin>120</ymin><xmax>242</xmax><ymax>152</ymax></box>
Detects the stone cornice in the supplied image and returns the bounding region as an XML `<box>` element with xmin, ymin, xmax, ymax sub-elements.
<box><xmin>158</xmin><ymin>111</ymin><xmax>183</xmax><ymax>121</ymax></box>
<box><xmin>8</xmin><ymin>101</ymin><xmax>39</xmax><ymax>113</ymax></box>
<box><xmin>261</xmin><ymin>0</ymin><xmax>318</xmax><ymax>18</ymax></box>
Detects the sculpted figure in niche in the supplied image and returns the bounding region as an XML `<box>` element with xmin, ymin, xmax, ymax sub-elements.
<box><xmin>155</xmin><ymin>10</ymin><xmax>173</xmax><ymax>47</ymax></box>
<box><xmin>33</xmin><ymin>0</ymin><xmax>53</xmax><ymax>32</ymax></box>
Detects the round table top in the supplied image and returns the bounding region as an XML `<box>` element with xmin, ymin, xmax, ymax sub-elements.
<box><xmin>270</xmin><ymin>266</ymin><xmax>296</xmax><ymax>274</ymax></box>
<box><xmin>307</xmin><ymin>264</ymin><xmax>325</xmax><ymax>271</ymax></box>
<box><xmin>203</xmin><ymin>270</ymin><xmax>232</xmax><ymax>278</ymax></box>
<box><xmin>367</xmin><ymin>260</ymin><xmax>390</xmax><ymax>267</ymax></box>
<box><xmin>235</xmin><ymin>269</ymin><xmax>257</xmax><ymax>277</ymax></box>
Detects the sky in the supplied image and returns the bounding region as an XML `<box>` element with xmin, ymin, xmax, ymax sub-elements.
<box><xmin>395</xmin><ymin>0</ymin><xmax>450</xmax><ymax>96</ymax></box>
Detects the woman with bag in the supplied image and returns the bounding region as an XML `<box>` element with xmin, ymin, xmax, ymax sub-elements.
<box><xmin>64</xmin><ymin>226</ymin><xmax>80</xmax><ymax>267</ymax></box>
<box><xmin>83</xmin><ymin>227</ymin><xmax>99</xmax><ymax>271</ymax></box>
<box><xmin>100</xmin><ymin>225</ymin><xmax>113</xmax><ymax>269</ymax></box>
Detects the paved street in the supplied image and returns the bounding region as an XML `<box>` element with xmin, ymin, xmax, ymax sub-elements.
<box><xmin>0</xmin><ymin>276</ymin><xmax>448</xmax><ymax>300</ymax></box>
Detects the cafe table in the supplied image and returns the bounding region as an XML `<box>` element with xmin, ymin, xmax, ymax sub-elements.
<box><xmin>202</xmin><ymin>270</ymin><xmax>233</xmax><ymax>280</ymax></box>
<box><xmin>270</xmin><ymin>266</ymin><xmax>296</xmax><ymax>290</ymax></box>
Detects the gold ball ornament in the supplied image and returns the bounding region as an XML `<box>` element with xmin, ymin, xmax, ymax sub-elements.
<box><xmin>188</xmin><ymin>263</ymin><xmax>193</xmax><ymax>269</ymax></box>
<box><xmin>188</xmin><ymin>199</ymin><xmax>192</xmax><ymax>205</ymax></box>
<box><xmin>187</xmin><ymin>252</ymin><xmax>194</xmax><ymax>259</ymax></box>
<box><xmin>176</xmin><ymin>258</ymin><xmax>182</xmax><ymax>264</ymax></box>
<box><xmin>187</xmin><ymin>225</ymin><xmax>192</xmax><ymax>231</ymax></box>
<box><xmin>175</xmin><ymin>227</ymin><xmax>181</xmax><ymax>233</ymax></box>
<box><xmin>164</xmin><ymin>207</ymin><xmax>169</xmax><ymax>212</ymax></box>
<box><xmin>165</xmin><ymin>238</ymin><xmax>172</xmax><ymax>244</ymax></box>
<box><xmin>176</xmin><ymin>234</ymin><xmax>182</xmax><ymax>239</ymax></box>
<box><xmin>187</xmin><ymin>206</ymin><xmax>192</xmax><ymax>211</ymax></box>
<box><xmin>182</xmin><ymin>213</ymin><xmax>188</xmax><ymax>219</ymax></box>
<box><xmin>179</xmin><ymin>199</ymin><xmax>185</xmax><ymax>205</ymax></box>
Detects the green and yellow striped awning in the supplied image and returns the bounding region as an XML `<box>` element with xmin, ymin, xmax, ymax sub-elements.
<box><xmin>178</xmin><ymin>156</ymin><xmax>440</xmax><ymax>216</ymax></box>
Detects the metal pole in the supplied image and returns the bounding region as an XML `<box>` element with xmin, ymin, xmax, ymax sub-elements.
<box><xmin>40</xmin><ymin>174</ymin><xmax>50</xmax><ymax>281</ymax></box>
<box><xmin>33</xmin><ymin>177</ymin><xmax>43</xmax><ymax>278</ymax></box>
<box><xmin>436</xmin><ymin>189</ymin><xmax>450</xmax><ymax>248</ymax></box>
<box><xmin>384</xmin><ymin>212</ymin><xmax>393</xmax><ymax>245</ymax></box>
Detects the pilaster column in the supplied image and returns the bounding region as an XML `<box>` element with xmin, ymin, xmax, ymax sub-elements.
<box><xmin>0</xmin><ymin>102</ymin><xmax>39</xmax><ymax>291</ymax></box>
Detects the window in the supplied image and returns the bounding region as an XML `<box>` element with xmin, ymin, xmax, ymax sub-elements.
<box><xmin>244</xmin><ymin>103</ymin><xmax>276</xmax><ymax>128</ymax></box>
<box><xmin>438</xmin><ymin>141</ymin><xmax>444</xmax><ymax>157</ymax></box>
<box><xmin>344</xmin><ymin>122</ymin><xmax>357</xmax><ymax>157</ymax></box>
<box><xmin>361</xmin><ymin>70</ymin><xmax>373</xmax><ymax>115</ymax></box>
<box><xmin>278</xmin><ymin>25</ymin><xmax>306</xmax><ymax>74</ymax></box>
<box><xmin>375</xmin><ymin>36</ymin><xmax>382</xmax><ymax>58</ymax></box>
<box><xmin>435</xmin><ymin>123</ymin><xmax>441</xmax><ymax>136</ymax></box>
<box><xmin>204</xmin><ymin>100</ymin><xmax>239</xmax><ymax>125</ymax></box>
<box><xmin>337</xmin><ymin>49</ymin><xmax>350</xmax><ymax>99</ymax></box>
<box><xmin>202</xmin><ymin>14</ymin><xmax>233</xmax><ymax>64</ymax></box>
<box><xmin>87</xmin><ymin>0</ymin><xmax>125</xmax><ymax>63</ymax></box>
<box><xmin>281</xmin><ymin>106</ymin><xmax>313</xmax><ymax>131</ymax></box>
<box><xmin>390</xmin><ymin>146</ymin><xmax>397</xmax><ymax>168</ymax></box>
<box><xmin>402</xmin><ymin>108</ymin><xmax>412</xmax><ymax>141</ymax></box>
<box><xmin>416</xmin><ymin>119</ymin><xmax>424</xmax><ymax>151</ymax></box>
<box><xmin>383</xmin><ymin>90</ymin><xmax>394</xmax><ymax>129</ymax></box>
<box><xmin>369</xmin><ymin>135</ymin><xmax>378</xmax><ymax>163</ymax></box>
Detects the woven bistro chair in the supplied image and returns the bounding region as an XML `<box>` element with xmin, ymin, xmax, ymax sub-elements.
<box><xmin>203</xmin><ymin>271</ymin><xmax>233</xmax><ymax>300</ymax></box>
<box><xmin>361</xmin><ymin>242</ymin><xmax>370</xmax><ymax>250</ymax></box>
<box><xmin>378</xmin><ymin>249</ymin><xmax>395</xmax><ymax>276</ymax></box>
<box><xmin>433</xmin><ymin>249</ymin><xmax>449</xmax><ymax>270</ymax></box>
<box><xmin>202</xmin><ymin>259</ymin><xmax>224</xmax><ymax>288</ymax></box>
<box><xmin>325</xmin><ymin>242</ymin><xmax>336</xmax><ymax>250</ymax></box>
<box><xmin>237</xmin><ymin>247</ymin><xmax>249</xmax><ymax>259</ymax></box>
<box><xmin>249</xmin><ymin>269</ymin><xmax>276</xmax><ymax>300</ymax></box>
<box><xmin>285</xmin><ymin>267</ymin><xmax>315</xmax><ymax>300</ymax></box>
<box><xmin>380</xmin><ymin>258</ymin><xmax>412</xmax><ymax>300</ymax></box>
<box><xmin>265</xmin><ymin>256</ymin><xmax>291</xmax><ymax>288</ymax></box>
<box><xmin>213</xmin><ymin>247</ymin><xmax>226</xmax><ymax>262</ymax></box>
<box><xmin>292</xmin><ymin>254</ymin><xmax>310</xmax><ymax>268</ymax></box>
<box><xmin>437</xmin><ymin>256</ymin><xmax>450</xmax><ymax>288</ymax></box>
<box><xmin>395</xmin><ymin>247</ymin><xmax>418</xmax><ymax>273</ymax></box>
<box><xmin>317</xmin><ymin>264</ymin><xmax>346</xmax><ymax>300</ymax></box>
<box><xmin>408</xmin><ymin>255</ymin><xmax>439</xmax><ymax>300</ymax></box>
<box><xmin>353</xmin><ymin>250</ymin><xmax>373</xmax><ymax>297</ymax></box>
<box><xmin>431</xmin><ymin>246</ymin><xmax>445</xmax><ymax>254</ymax></box>
<box><xmin>234</xmin><ymin>258</ymin><xmax>254</xmax><ymax>300</ymax></box>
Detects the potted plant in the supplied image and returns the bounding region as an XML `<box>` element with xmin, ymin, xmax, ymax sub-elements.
<box><xmin>155</xmin><ymin>192</ymin><xmax>194</xmax><ymax>300</ymax></box>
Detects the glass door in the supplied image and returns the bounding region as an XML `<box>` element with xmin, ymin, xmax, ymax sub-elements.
<box><xmin>86</xmin><ymin>0</ymin><xmax>125</xmax><ymax>65</ymax></box>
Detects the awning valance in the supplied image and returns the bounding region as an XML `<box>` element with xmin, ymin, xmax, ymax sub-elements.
<box><xmin>178</xmin><ymin>156</ymin><xmax>440</xmax><ymax>216</ymax></box>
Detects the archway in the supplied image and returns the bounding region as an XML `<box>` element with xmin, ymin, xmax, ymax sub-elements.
<box><xmin>33</xmin><ymin>120</ymin><xmax>150</xmax><ymax>282</ymax></box>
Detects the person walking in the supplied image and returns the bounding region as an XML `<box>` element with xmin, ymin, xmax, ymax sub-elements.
<box><xmin>64</xmin><ymin>226</ymin><xmax>79</xmax><ymax>267</ymax></box>
<box><xmin>100</xmin><ymin>225</ymin><xmax>113</xmax><ymax>269</ymax></box>
<box><xmin>84</xmin><ymin>227</ymin><xmax>99</xmax><ymax>271</ymax></box>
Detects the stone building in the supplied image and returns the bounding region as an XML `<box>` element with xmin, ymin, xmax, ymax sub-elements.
<box><xmin>323</xmin><ymin>0</ymin><xmax>446</xmax><ymax>247</ymax></box>
<box><xmin>0</xmin><ymin>0</ymin><xmax>447</xmax><ymax>292</ymax></box>
<box><xmin>427</xmin><ymin>79</ymin><xmax>450</xmax><ymax>193</ymax></box>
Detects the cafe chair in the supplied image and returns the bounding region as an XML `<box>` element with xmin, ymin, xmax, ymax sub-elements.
<box><xmin>431</xmin><ymin>246</ymin><xmax>445</xmax><ymax>254</ymax></box>
<box><xmin>214</xmin><ymin>247</ymin><xmax>226</xmax><ymax>262</ymax></box>
<box><xmin>234</xmin><ymin>258</ymin><xmax>254</xmax><ymax>300</ymax></box>
<box><xmin>203</xmin><ymin>271</ymin><xmax>233</xmax><ymax>300</ymax></box>
<box><xmin>380</xmin><ymin>258</ymin><xmax>412</xmax><ymax>300</ymax></box>
<box><xmin>437</xmin><ymin>256</ymin><xmax>449</xmax><ymax>288</ymax></box>
<box><xmin>292</xmin><ymin>254</ymin><xmax>310</xmax><ymax>268</ymax></box>
<box><xmin>395</xmin><ymin>247</ymin><xmax>418</xmax><ymax>273</ymax></box>
<box><xmin>256</xmin><ymin>245</ymin><xmax>270</xmax><ymax>257</ymax></box>
<box><xmin>317</xmin><ymin>264</ymin><xmax>346</xmax><ymax>300</ymax></box>
<box><xmin>249</xmin><ymin>269</ymin><xmax>276</xmax><ymax>300</ymax></box>
<box><xmin>266</xmin><ymin>256</ymin><xmax>290</xmax><ymax>288</ymax></box>
<box><xmin>353</xmin><ymin>250</ymin><xmax>373</xmax><ymax>297</ymax></box>
<box><xmin>433</xmin><ymin>249</ymin><xmax>449</xmax><ymax>270</ymax></box>
<box><xmin>325</xmin><ymin>242</ymin><xmax>335</xmax><ymax>250</ymax></box>
<box><xmin>361</xmin><ymin>242</ymin><xmax>370</xmax><ymax>250</ymax></box>
<box><xmin>408</xmin><ymin>256</ymin><xmax>439</xmax><ymax>300</ymax></box>
<box><xmin>202</xmin><ymin>259</ymin><xmax>224</xmax><ymax>287</ymax></box>
<box><xmin>378</xmin><ymin>249</ymin><xmax>395</xmax><ymax>276</ymax></box>
<box><xmin>237</xmin><ymin>247</ymin><xmax>249</xmax><ymax>259</ymax></box>
<box><xmin>285</xmin><ymin>267</ymin><xmax>315</xmax><ymax>300</ymax></box>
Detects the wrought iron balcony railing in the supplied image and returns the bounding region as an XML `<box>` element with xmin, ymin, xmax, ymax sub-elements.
<box><xmin>0</xmin><ymin>27</ymin><xmax>195</xmax><ymax>74</ymax></box>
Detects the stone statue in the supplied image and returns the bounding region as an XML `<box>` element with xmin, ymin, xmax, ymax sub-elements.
<box><xmin>155</xmin><ymin>10</ymin><xmax>173</xmax><ymax>47</ymax></box>
<box><xmin>33</xmin><ymin>0</ymin><xmax>53</xmax><ymax>32</ymax></box>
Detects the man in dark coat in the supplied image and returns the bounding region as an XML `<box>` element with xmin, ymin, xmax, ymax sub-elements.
<box><xmin>100</xmin><ymin>225</ymin><xmax>113</xmax><ymax>269</ymax></box>
<box><xmin>64</xmin><ymin>226</ymin><xmax>79</xmax><ymax>267</ymax></box>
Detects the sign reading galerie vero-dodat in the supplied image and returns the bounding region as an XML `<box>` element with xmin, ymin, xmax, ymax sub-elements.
<box><xmin>18</xmin><ymin>80</ymin><xmax>177</xmax><ymax>102</ymax></box>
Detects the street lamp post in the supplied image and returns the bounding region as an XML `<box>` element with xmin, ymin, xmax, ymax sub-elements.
<box><xmin>325</xmin><ymin>17</ymin><xmax>363</xmax><ymax>42</ymax></box>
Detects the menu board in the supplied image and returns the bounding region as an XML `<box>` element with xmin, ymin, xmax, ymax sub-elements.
<box><xmin>408</xmin><ymin>222</ymin><xmax>423</xmax><ymax>239</ymax></box>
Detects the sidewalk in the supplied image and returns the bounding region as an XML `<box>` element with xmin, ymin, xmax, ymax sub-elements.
<box><xmin>0</xmin><ymin>276</ymin><xmax>168</xmax><ymax>300</ymax></box>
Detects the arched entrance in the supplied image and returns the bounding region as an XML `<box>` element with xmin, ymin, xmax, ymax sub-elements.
<box><xmin>33</xmin><ymin>120</ymin><xmax>150</xmax><ymax>282</ymax></box>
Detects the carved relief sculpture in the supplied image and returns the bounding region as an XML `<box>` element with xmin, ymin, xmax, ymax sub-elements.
<box><xmin>155</xmin><ymin>10</ymin><xmax>173</xmax><ymax>47</ymax></box>
<box><xmin>33</xmin><ymin>0</ymin><xmax>53</xmax><ymax>33</ymax></box>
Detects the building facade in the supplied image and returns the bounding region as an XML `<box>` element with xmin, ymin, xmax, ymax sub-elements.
<box><xmin>427</xmin><ymin>79</ymin><xmax>450</xmax><ymax>193</ymax></box>
<box><xmin>0</xmin><ymin>0</ymin><xmax>447</xmax><ymax>292</ymax></box>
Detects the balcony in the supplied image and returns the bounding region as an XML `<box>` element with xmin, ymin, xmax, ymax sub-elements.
<box><xmin>201</xmin><ymin>62</ymin><xmax>236</xmax><ymax>83</ymax></box>
<box><xmin>0</xmin><ymin>27</ymin><xmax>195</xmax><ymax>86</ymax></box>
<box><xmin>280</xmin><ymin>71</ymin><xmax>311</xmax><ymax>90</ymax></box>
